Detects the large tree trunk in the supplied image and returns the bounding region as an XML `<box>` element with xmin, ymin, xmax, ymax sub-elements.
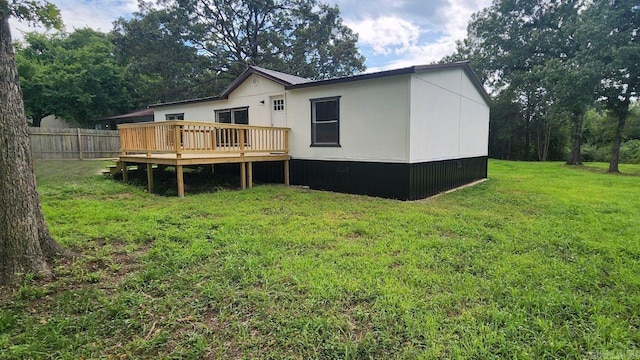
<box><xmin>566</xmin><ymin>109</ymin><xmax>585</xmax><ymax>165</ymax></box>
<box><xmin>608</xmin><ymin>106</ymin><xmax>628</xmax><ymax>173</ymax></box>
<box><xmin>0</xmin><ymin>13</ymin><xmax>67</xmax><ymax>285</ymax></box>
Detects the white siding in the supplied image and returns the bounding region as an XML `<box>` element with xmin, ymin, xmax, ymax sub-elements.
<box><xmin>154</xmin><ymin>102</ymin><xmax>217</xmax><ymax>122</ymax></box>
<box><xmin>409</xmin><ymin>68</ymin><xmax>489</xmax><ymax>162</ymax></box>
<box><xmin>40</xmin><ymin>115</ymin><xmax>74</xmax><ymax>128</ymax></box>
<box><xmin>153</xmin><ymin>75</ymin><xmax>285</xmax><ymax>127</ymax></box>
<box><xmin>151</xmin><ymin>67</ymin><xmax>489</xmax><ymax>164</ymax></box>
<box><xmin>286</xmin><ymin>75</ymin><xmax>410</xmax><ymax>163</ymax></box>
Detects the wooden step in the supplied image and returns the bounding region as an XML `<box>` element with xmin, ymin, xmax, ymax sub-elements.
<box><xmin>107</xmin><ymin>163</ymin><xmax>159</xmax><ymax>175</ymax></box>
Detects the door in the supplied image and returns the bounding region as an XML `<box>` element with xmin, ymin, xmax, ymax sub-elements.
<box><xmin>271</xmin><ymin>96</ymin><xmax>286</xmax><ymax>127</ymax></box>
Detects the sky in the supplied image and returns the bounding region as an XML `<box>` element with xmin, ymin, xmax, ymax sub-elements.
<box><xmin>10</xmin><ymin>0</ymin><xmax>493</xmax><ymax>72</ymax></box>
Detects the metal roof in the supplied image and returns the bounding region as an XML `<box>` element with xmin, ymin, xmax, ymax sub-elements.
<box><xmin>285</xmin><ymin>61</ymin><xmax>491</xmax><ymax>105</ymax></box>
<box><xmin>150</xmin><ymin>61</ymin><xmax>490</xmax><ymax>108</ymax></box>
<box><xmin>102</xmin><ymin>108</ymin><xmax>154</xmax><ymax>119</ymax></box>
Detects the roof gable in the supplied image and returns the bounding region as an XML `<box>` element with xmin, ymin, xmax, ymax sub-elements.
<box><xmin>219</xmin><ymin>66</ymin><xmax>311</xmax><ymax>98</ymax></box>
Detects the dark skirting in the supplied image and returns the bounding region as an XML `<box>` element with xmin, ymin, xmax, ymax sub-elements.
<box><xmin>251</xmin><ymin>156</ymin><xmax>487</xmax><ymax>200</ymax></box>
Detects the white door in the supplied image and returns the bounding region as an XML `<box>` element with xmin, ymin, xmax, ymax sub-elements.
<box><xmin>271</xmin><ymin>96</ymin><xmax>286</xmax><ymax>127</ymax></box>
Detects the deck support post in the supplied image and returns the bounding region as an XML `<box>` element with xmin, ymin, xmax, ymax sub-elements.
<box><xmin>122</xmin><ymin>162</ymin><xmax>128</xmax><ymax>182</ymax></box>
<box><xmin>247</xmin><ymin>162</ymin><xmax>253</xmax><ymax>188</ymax></box>
<box><xmin>240</xmin><ymin>162</ymin><xmax>246</xmax><ymax>189</ymax></box>
<box><xmin>284</xmin><ymin>160</ymin><xmax>290</xmax><ymax>186</ymax></box>
<box><xmin>176</xmin><ymin>165</ymin><xmax>185</xmax><ymax>197</ymax></box>
<box><xmin>146</xmin><ymin>163</ymin><xmax>154</xmax><ymax>193</ymax></box>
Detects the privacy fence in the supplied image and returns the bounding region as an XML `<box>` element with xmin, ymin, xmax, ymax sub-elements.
<box><xmin>28</xmin><ymin>127</ymin><xmax>120</xmax><ymax>160</ymax></box>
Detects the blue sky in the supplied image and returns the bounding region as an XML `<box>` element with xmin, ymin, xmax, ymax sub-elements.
<box><xmin>11</xmin><ymin>0</ymin><xmax>492</xmax><ymax>72</ymax></box>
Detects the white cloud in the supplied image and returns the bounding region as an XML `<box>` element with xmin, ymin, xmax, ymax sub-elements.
<box><xmin>9</xmin><ymin>0</ymin><xmax>138</xmax><ymax>42</ymax></box>
<box><xmin>379</xmin><ymin>0</ymin><xmax>490</xmax><ymax>69</ymax></box>
<box><xmin>339</xmin><ymin>0</ymin><xmax>492</xmax><ymax>70</ymax></box>
<box><xmin>6</xmin><ymin>0</ymin><xmax>493</xmax><ymax>72</ymax></box>
<box><xmin>346</xmin><ymin>16</ymin><xmax>420</xmax><ymax>55</ymax></box>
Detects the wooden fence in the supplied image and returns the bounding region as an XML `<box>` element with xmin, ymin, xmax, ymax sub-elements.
<box><xmin>28</xmin><ymin>127</ymin><xmax>120</xmax><ymax>160</ymax></box>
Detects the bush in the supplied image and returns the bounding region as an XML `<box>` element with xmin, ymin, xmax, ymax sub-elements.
<box><xmin>581</xmin><ymin>140</ymin><xmax>640</xmax><ymax>164</ymax></box>
<box><xmin>620</xmin><ymin>139</ymin><xmax>640</xmax><ymax>164</ymax></box>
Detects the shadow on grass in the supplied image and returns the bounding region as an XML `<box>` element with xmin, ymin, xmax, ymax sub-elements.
<box><xmin>568</xmin><ymin>163</ymin><xmax>640</xmax><ymax>176</ymax></box>
<box><xmin>113</xmin><ymin>164</ymin><xmax>246</xmax><ymax>196</ymax></box>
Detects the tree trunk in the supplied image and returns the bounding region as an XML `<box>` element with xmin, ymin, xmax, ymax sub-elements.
<box><xmin>608</xmin><ymin>107</ymin><xmax>628</xmax><ymax>173</ymax></box>
<box><xmin>0</xmin><ymin>13</ymin><xmax>67</xmax><ymax>285</ymax></box>
<box><xmin>524</xmin><ymin>93</ymin><xmax>532</xmax><ymax>161</ymax></box>
<box><xmin>566</xmin><ymin>109</ymin><xmax>585</xmax><ymax>165</ymax></box>
<box><xmin>31</xmin><ymin>112</ymin><xmax>43</xmax><ymax>127</ymax></box>
<box><xmin>535</xmin><ymin>116</ymin><xmax>551</xmax><ymax>162</ymax></box>
<box><xmin>542</xmin><ymin>120</ymin><xmax>551</xmax><ymax>162</ymax></box>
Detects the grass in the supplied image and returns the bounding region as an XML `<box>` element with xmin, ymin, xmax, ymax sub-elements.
<box><xmin>1</xmin><ymin>159</ymin><xmax>639</xmax><ymax>359</ymax></box>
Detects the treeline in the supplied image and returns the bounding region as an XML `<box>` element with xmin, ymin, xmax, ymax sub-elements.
<box><xmin>444</xmin><ymin>0</ymin><xmax>639</xmax><ymax>171</ymax></box>
<box><xmin>16</xmin><ymin>0</ymin><xmax>365</xmax><ymax>128</ymax></box>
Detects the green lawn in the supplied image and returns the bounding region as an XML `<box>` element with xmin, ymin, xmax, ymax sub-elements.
<box><xmin>1</xmin><ymin>160</ymin><xmax>639</xmax><ymax>359</ymax></box>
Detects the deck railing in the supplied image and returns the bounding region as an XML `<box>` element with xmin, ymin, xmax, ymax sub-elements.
<box><xmin>118</xmin><ymin>121</ymin><xmax>289</xmax><ymax>157</ymax></box>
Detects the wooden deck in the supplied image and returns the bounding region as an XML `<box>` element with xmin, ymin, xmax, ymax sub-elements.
<box><xmin>117</xmin><ymin>121</ymin><xmax>291</xmax><ymax>196</ymax></box>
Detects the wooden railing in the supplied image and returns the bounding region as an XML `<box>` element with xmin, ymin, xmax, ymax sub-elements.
<box><xmin>118</xmin><ymin>121</ymin><xmax>289</xmax><ymax>157</ymax></box>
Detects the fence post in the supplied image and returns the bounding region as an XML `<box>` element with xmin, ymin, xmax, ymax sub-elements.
<box><xmin>77</xmin><ymin>128</ymin><xmax>83</xmax><ymax>160</ymax></box>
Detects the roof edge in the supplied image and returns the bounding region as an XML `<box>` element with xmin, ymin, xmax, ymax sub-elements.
<box><xmin>149</xmin><ymin>96</ymin><xmax>223</xmax><ymax>108</ymax></box>
<box><xmin>286</xmin><ymin>61</ymin><xmax>491</xmax><ymax>106</ymax></box>
<box><xmin>148</xmin><ymin>61</ymin><xmax>491</xmax><ymax>109</ymax></box>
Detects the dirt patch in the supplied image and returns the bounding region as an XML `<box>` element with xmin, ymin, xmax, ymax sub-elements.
<box><xmin>0</xmin><ymin>241</ymin><xmax>150</xmax><ymax>308</ymax></box>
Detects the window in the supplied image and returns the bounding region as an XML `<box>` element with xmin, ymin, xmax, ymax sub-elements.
<box><xmin>273</xmin><ymin>98</ymin><xmax>284</xmax><ymax>111</ymax></box>
<box><xmin>165</xmin><ymin>113</ymin><xmax>184</xmax><ymax>120</ymax></box>
<box><xmin>311</xmin><ymin>96</ymin><xmax>340</xmax><ymax>146</ymax></box>
<box><xmin>215</xmin><ymin>107</ymin><xmax>249</xmax><ymax>125</ymax></box>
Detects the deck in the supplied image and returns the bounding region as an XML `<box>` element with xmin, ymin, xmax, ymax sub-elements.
<box><xmin>118</xmin><ymin>121</ymin><xmax>291</xmax><ymax>196</ymax></box>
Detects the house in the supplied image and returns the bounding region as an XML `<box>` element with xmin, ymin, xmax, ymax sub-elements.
<box><xmin>141</xmin><ymin>61</ymin><xmax>490</xmax><ymax>200</ymax></box>
<box><xmin>96</xmin><ymin>108</ymin><xmax>154</xmax><ymax>130</ymax></box>
<box><xmin>37</xmin><ymin>115</ymin><xmax>79</xmax><ymax>128</ymax></box>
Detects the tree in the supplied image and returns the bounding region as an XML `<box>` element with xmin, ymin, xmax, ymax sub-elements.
<box><xmin>584</xmin><ymin>0</ymin><xmax>639</xmax><ymax>172</ymax></box>
<box><xmin>16</xmin><ymin>29</ymin><xmax>134</xmax><ymax>127</ymax></box>
<box><xmin>111</xmin><ymin>5</ymin><xmax>222</xmax><ymax>106</ymax></box>
<box><xmin>0</xmin><ymin>0</ymin><xmax>69</xmax><ymax>285</ymax></box>
<box><xmin>446</xmin><ymin>0</ymin><xmax>585</xmax><ymax>161</ymax></box>
<box><xmin>160</xmin><ymin>0</ymin><xmax>366</xmax><ymax>79</ymax></box>
<box><xmin>539</xmin><ymin>56</ymin><xmax>599</xmax><ymax>165</ymax></box>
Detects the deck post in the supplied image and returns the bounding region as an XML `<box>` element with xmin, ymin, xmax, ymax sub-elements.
<box><xmin>247</xmin><ymin>162</ymin><xmax>253</xmax><ymax>188</ymax></box>
<box><xmin>176</xmin><ymin>164</ymin><xmax>185</xmax><ymax>197</ymax></box>
<box><xmin>122</xmin><ymin>161</ymin><xmax>128</xmax><ymax>182</ymax></box>
<box><xmin>146</xmin><ymin>163</ymin><xmax>154</xmax><ymax>193</ymax></box>
<box><xmin>240</xmin><ymin>162</ymin><xmax>246</xmax><ymax>189</ymax></box>
<box><xmin>284</xmin><ymin>160</ymin><xmax>290</xmax><ymax>186</ymax></box>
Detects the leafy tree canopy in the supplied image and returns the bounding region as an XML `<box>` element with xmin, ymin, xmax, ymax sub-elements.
<box><xmin>16</xmin><ymin>28</ymin><xmax>134</xmax><ymax>126</ymax></box>
<box><xmin>0</xmin><ymin>0</ymin><xmax>62</xmax><ymax>29</ymax></box>
<box><xmin>111</xmin><ymin>4</ymin><xmax>222</xmax><ymax>106</ymax></box>
<box><xmin>444</xmin><ymin>0</ymin><xmax>639</xmax><ymax>166</ymax></box>
<box><xmin>157</xmin><ymin>0</ymin><xmax>366</xmax><ymax>80</ymax></box>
